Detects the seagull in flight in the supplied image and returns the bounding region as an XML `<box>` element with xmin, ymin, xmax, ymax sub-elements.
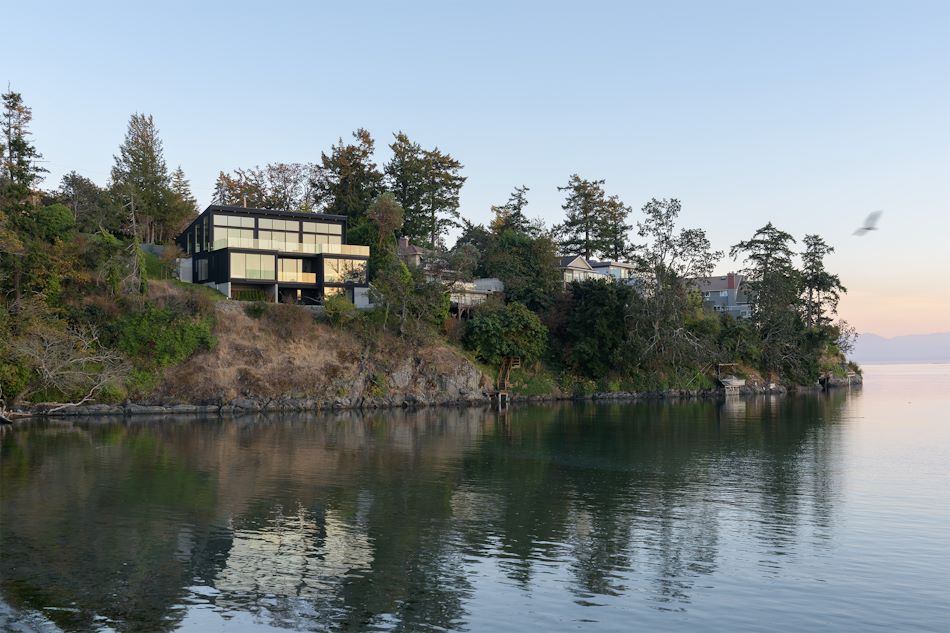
<box><xmin>854</xmin><ymin>210</ymin><xmax>882</xmax><ymax>236</ymax></box>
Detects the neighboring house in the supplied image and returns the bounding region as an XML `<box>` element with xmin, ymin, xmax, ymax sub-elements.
<box><xmin>396</xmin><ymin>236</ymin><xmax>504</xmax><ymax>318</ymax></box>
<box><xmin>557</xmin><ymin>255</ymin><xmax>609</xmax><ymax>285</ymax></box>
<box><xmin>587</xmin><ymin>259</ymin><xmax>638</xmax><ymax>283</ymax></box>
<box><xmin>689</xmin><ymin>272</ymin><xmax>751</xmax><ymax>319</ymax></box>
<box><xmin>175</xmin><ymin>204</ymin><xmax>370</xmax><ymax>305</ymax></box>
<box><xmin>397</xmin><ymin>236</ymin><xmax>427</xmax><ymax>269</ymax></box>
<box><xmin>449</xmin><ymin>278</ymin><xmax>505</xmax><ymax>319</ymax></box>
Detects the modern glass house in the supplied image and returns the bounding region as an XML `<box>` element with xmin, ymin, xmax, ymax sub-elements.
<box><xmin>175</xmin><ymin>205</ymin><xmax>370</xmax><ymax>304</ymax></box>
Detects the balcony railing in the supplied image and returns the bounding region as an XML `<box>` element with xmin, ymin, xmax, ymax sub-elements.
<box><xmin>277</xmin><ymin>271</ymin><xmax>318</xmax><ymax>284</ymax></box>
<box><xmin>212</xmin><ymin>237</ymin><xmax>369</xmax><ymax>257</ymax></box>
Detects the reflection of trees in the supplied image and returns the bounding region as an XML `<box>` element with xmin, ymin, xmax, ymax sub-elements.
<box><xmin>0</xmin><ymin>394</ymin><xmax>848</xmax><ymax>631</ymax></box>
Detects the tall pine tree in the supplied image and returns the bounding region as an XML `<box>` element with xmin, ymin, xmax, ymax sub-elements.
<box><xmin>312</xmin><ymin>129</ymin><xmax>383</xmax><ymax>221</ymax></box>
<box><xmin>800</xmin><ymin>234</ymin><xmax>845</xmax><ymax>328</ymax></box>
<box><xmin>556</xmin><ymin>174</ymin><xmax>608</xmax><ymax>259</ymax></box>
<box><xmin>598</xmin><ymin>195</ymin><xmax>634</xmax><ymax>261</ymax></box>
<box><xmin>110</xmin><ymin>113</ymin><xmax>172</xmax><ymax>243</ymax></box>
<box><xmin>490</xmin><ymin>185</ymin><xmax>531</xmax><ymax>235</ymax></box>
<box><xmin>1</xmin><ymin>90</ymin><xmax>46</xmax><ymax>215</ymax></box>
<box><xmin>385</xmin><ymin>132</ymin><xmax>465</xmax><ymax>249</ymax></box>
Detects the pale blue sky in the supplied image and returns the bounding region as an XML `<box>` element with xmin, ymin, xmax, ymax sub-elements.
<box><xmin>6</xmin><ymin>0</ymin><xmax>949</xmax><ymax>335</ymax></box>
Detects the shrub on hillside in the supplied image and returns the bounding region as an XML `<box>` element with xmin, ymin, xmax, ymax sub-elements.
<box><xmin>111</xmin><ymin>305</ymin><xmax>216</xmax><ymax>371</ymax></box>
<box><xmin>463</xmin><ymin>300</ymin><xmax>547</xmax><ymax>366</ymax></box>
<box><xmin>243</xmin><ymin>302</ymin><xmax>267</xmax><ymax>319</ymax></box>
<box><xmin>325</xmin><ymin>294</ymin><xmax>359</xmax><ymax>328</ymax></box>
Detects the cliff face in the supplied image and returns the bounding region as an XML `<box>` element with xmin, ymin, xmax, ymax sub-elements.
<box><xmin>154</xmin><ymin>302</ymin><xmax>491</xmax><ymax>411</ymax></box>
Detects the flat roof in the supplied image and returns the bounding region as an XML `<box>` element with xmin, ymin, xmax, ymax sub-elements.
<box><xmin>177</xmin><ymin>205</ymin><xmax>348</xmax><ymax>239</ymax></box>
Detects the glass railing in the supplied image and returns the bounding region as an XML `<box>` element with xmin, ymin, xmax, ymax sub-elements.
<box><xmin>277</xmin><ymin>271</ymin><xmax>318</xmax><ymax>284</ymax></box>
<box><xmin>212</xmin><ymin>237</ymin><xmax>369</xmax><ymax>257</ymax></box>
<box><xmin>233</xmin><ymin>269</ymin><xmax>276</xmax><ymax>281</ymax></box>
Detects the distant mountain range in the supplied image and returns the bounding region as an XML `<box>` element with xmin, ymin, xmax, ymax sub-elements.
<box><xmin>851</xmin><ymin>332</ymin><xmax>950</xmax><ymax>363</ymax></box>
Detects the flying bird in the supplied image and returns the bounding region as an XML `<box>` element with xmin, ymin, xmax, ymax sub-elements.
<box><xmin>854</xmin><ymin>210</ymin><xmax>882</xmax><ymax>236</ymax></box>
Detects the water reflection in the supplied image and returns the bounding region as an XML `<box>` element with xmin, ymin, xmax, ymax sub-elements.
<box><xmin>1</xmin><ymin>394</ymin><xmax>853</xmax><ymax>632</ymax></box>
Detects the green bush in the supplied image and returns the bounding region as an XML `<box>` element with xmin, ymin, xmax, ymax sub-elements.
<box><xmin>558</xmin><ymin>372</ymin><xmax>597</xmax><ymax>397</ymax></box>
<box><xmin>325</xmin><ymin>294</ymin><xmax>359</xmax><ymax>327</ymax></box>
<box><xmin>463</xmin><ymin>301</ymin><xmax>547</xmax><ymax>366</ymax></box>
<box><xmin>112</xmin><ymin>306</ymin><xmax>216</xmax><ymax>370</ymax></box>
<box><xmin>243</xmin><ymin>302</ymin><xmax>267</xmax><ymax>319</ymax></box>
<box><xmin>509</xmin><ymin>366</ymin><xmax>558</xmax><ymax>397</ymax></box>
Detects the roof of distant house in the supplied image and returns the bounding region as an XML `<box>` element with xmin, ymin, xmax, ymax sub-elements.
<box><xmin>587</xmin><ymin>259</ymin><xmax>637</xmax><ymax>269</ymax></box>
<box><xmin>558</xmin><ymin>255</ymin><xmax>592</xmax><ymax>269</ymax></box>
<box><xmin>397</xmin><ymin>236</ymin><xmax>428</xmax><ymax>257</ymax></box>
<box><xmin>689</xmin><ymin>273</ymin><xmax>745</xmax><ymax>292</ymax></box>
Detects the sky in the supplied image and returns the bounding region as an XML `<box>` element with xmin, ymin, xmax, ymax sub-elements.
<box><xmin>5</xmin><ymin>0</ymin><xmax>949</xmax><ymax>337</ymax></box>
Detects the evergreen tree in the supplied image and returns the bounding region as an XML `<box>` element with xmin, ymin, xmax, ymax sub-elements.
<box><xmin>456</xmin><ymin>219</ymin><xmax>494</xmax><ymax>260</ymax></box>
<box><xmin>800</xmin><ymin>234</ymin><xmax>846</xmax><ymax>328</ymax></box>
<box><xmin>170</xmin><ymin>166</ymin><xmax>198</xmax><ymax>213</ymax></box>
<box><xmin>312</xmin><ymin>129</ymin><xmax>383</xmax><ymax>221</ymax></box>
<box><xmin>167</xmin><ymin>165</ymin><xmax>199</xmax><ymax>232</ymax></box>
<box><xmin>556</xmin><ymin>174</ymin><xmax>608</xmax><ymax>259</ymax></box>
<box><xmin>1</xmin><ymin>90</ymin><xmax>46</xmax><ymax>301</ymax></box>
<box><xmin>598</xmin><ymin>195</ymin><xmax>634</xmax><ymax>261</ymax></box>
<box><xmin>480</xmin><ymin>230</ymin><xmax>562</xmax><ymax>313</ymax></box>
<box><xmin>490</xmin><ymin>185</ymin><xmax>531</xmax><ymax>235</ymax></box>
<box><xmin>1</xmin><ymin>90</ymin><xmax>47</xmax><ymax>214</ymax></box>
<box><xmin>730</xmin><ymin>223</ymin><xmax>809</xmax><ymax>379</ymax></box>
<box><xmin>385</xmin><ymin>132</ymin><xmax>465</xmax><ymax>249</ymax></box>
<box><xmin>110</xmin><ymin>113</ymin><xmax>172</xmax><ymax>243</ymax></box>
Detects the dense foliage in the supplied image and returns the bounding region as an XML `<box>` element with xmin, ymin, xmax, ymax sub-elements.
<box><xmin>463</xmin><ymin>301</ymin><xmax>547</xmax><ymax>366</ymax></box>
<box><xmin>0</xmin><ymin>92</ymin><xmax>215</xmax><ymax>410</ymax></box>
<box><xmin>1</xmin><ymin>87</ymin><xmax>857</xmax><ymax>411</ymax></box>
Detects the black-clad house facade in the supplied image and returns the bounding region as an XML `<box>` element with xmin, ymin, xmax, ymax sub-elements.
<box><xmin>175</xmin><ymin>205</ymin><xmax>370</xmax><ymax>304</ymax></box>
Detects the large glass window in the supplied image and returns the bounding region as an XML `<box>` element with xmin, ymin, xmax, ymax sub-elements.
<box><xmin>230</xmin><ymin>253</ymin><xmax>275</xmax><ymax>280</ymax></box>
<box><xmin>324</xmin><ymin>258</ymin><xmax>367</xmax><ymax>284</ymax></box>
<box><xmin>214</xmin><ymin>214</ymin><xmax>254</xmax><ymax>228</ymax></box>
<box><xmin>277</xmin><ymin>258</ymin><xmax>317</xmax><ymax>283</ymax></box>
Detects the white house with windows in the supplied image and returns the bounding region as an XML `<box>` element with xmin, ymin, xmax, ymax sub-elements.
<box><xmin>557</xmin><ymin>255</ymin><xmax>610</xmax><ymax>285</ymax></box>
<box><xmin>587</xmin><ymin>259</ymin><xmax>638</xmax><ymax>283</ymax></box>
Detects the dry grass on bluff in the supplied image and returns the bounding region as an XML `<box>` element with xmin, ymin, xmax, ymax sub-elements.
<box><xmin>155</xmin><ymin>299</ymin><xmax>489</xmax><ymax>405</ymax></box>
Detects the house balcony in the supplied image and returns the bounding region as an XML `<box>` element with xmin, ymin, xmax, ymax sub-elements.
<box><xmin>277</xmin><ymin>271</ymin><xmax>318</xmax><ymax>284</ymax></box>
<box><xmin>211</xmin><ymin>237</ymin><xmax>369</xmax><ymax>257</ymax></box>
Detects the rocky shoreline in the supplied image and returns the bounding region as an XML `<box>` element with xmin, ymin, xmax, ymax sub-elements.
<box><xmin>6</xmin><ymin>375</ymin><xmax>862</xmax><ymax>420</ymax></box>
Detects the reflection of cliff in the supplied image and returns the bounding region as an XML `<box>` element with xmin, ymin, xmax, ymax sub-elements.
<box><xmin>0</xmin><ymin>394</ymin><xmax>849</xmax><ymax>631</ymax></box>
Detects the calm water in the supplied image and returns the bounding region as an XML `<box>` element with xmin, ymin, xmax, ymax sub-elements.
<box><xmin>1</xmin><ymin>364</ymin><xmax>948</xmax><ymax>632</ymax></box>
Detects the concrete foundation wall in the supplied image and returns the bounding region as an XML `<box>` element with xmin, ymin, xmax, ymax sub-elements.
<box><xmin>353</xmin><ymin>286</ymin><xmax>373</xmax><ymax>309</ymax></box>
<box><xmin>177</xmin><ymin>258</ymin><xmax>192</xmax><ymax>282</ymax></box>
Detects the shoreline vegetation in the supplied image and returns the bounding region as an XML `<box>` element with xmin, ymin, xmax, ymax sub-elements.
<box><xmin>2</xmin><ymin>92</ymin><xmax>860</xmax><ymax>421</ymax></box>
